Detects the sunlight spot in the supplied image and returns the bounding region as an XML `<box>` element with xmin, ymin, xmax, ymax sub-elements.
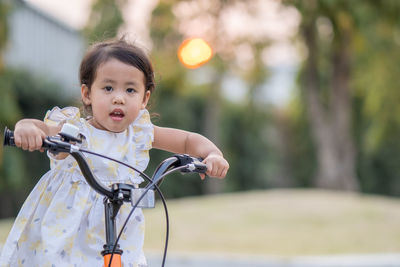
<box><xmin>178</xmin><ymin>38</ymin><xmax>213</xmax><ymax>69</ymax></box>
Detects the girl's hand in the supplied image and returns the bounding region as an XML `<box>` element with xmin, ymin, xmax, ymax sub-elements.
<box><xmin>200</xmin><ymin>153</ymin><xmax>229</xmax><ymax>180</ymax></box>
<box><xmin>14</xmin><ymin>120</ymin><xmax>46</xmax><ymax>152</ymax></box>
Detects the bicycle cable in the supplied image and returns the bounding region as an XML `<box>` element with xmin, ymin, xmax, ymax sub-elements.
<box><xmin>108</xmin><ymin>165</ymin><xmax>188</xmax><ymax>267</ymax></box>
<box><xmin>79</xmin><ymin>149</ymin><xmax>153</xmax><ymax>183</ymax></box>
<box><xmin>79</xmin><ymin>148</ymin><xmax>173</xmax><ymax>267</ymax></box>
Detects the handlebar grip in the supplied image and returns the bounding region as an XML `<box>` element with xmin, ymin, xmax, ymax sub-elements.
<box><xmin>4</xmin><ymin>127</ymin><xmax>15</xmax><ymax>147</ymax></box>
<box><xmin>3</xmin><ymin>127</ymin><xmax>65</xmax><ymax>153</ymax></box>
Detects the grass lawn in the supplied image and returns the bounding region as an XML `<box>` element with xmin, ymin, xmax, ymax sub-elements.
<box><xmin>1</xmin><ymin>189</ymin><xmax>400</xmax><ymax>257</ymax></box>
<box><xmin>143</xmin><ymin>189</ymin><xmax>400</xmax><ymax>256</ymax></box>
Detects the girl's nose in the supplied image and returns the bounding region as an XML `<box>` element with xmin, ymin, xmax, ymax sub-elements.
<box><xmin>112</xmin><ymin>94</ymin><xmax>125</xmax><ymax>105</ymax></box>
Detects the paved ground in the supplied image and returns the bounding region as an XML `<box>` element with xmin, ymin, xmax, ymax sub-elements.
<box><xmin>146</xmin><ymin>253</ymin><xmax>400</xmax><ymax>267</ymax></box>
<box><xmin>1</xmin><ymin>244</ymin><xmax>399</xmax><ymax>266</ymax></box>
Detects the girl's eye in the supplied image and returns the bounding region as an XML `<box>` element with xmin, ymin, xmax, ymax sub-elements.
<box><xmin>104</xmin><ymin>86</ymin><xmax>113</xmax><ymax>92</ymax></box>
<box><xmin>126</xmin><ymin>88</ymin><xmax>136</xmax><ymax>93</ymax></box>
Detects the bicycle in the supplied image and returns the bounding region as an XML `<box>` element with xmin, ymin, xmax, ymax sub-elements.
<box><xmin>3</xmin><ymin>123</ymin><xmax>207</xmax><ymax>267</ymax></box>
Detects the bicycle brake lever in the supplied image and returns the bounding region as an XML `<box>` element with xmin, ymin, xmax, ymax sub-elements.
<box><xmin>174</xmin><ymin>154</ymin><xmax>207</xmax><ymax>173</ymax></box>
<box><xmin>184</xmin><ymin>162</ymin><xmax>207</xmax><ymax>173</ymax></box>
<box><xmin>43</xmin><ymin>137</ymin><xmax>73</xmax><ymax>154</ymax></box>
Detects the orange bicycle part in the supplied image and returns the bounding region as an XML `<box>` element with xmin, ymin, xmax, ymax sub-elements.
<box><xmin>103</xmin><ymin>253</ymin><xmax>121</xmax><ymax>267</ymax></box>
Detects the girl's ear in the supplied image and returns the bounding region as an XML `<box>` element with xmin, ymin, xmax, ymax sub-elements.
<box><xmin>141</xmin><ymin>90</ymin><xmax>151</xmax><ymax>109</ymax></box>
<box><xmin>81</xmin><ymin>84</ymin><xmax>91</xmax><ymax>105</ymax></box>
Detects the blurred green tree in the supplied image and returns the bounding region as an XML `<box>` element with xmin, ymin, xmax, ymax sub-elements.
<box><xmin>351</xmin><ymin>1</ymin><xmax>400</xmax><ymax>195</ymax></box>
<box><xmin>283</xmin><ymin>0</ymin><xmax>360</xmax><ymax>191</ymax></box>
<box><xmin>83</xmin><ymin>0</ymin><xmax>126</xmax><ymax>43</ymax></box>
<box><xmin>0</xmin><ymin>0</ymin><xmax>77</xmax><ymax>218</ymax></box>
<box><xmin>149</xmin><ymin>0</ymin><xmax>275</xmax><ymax>195</ymax></box>
<box><xmin>0</xmin><ymin>1</ymin><xmax>24</xmax><ymax>217</ymax></box>
<box><xmin>283</xmin><ymin>0</ymin><xmax>400</xmax><ymax>195</ymax></box>
<box><xmin>147</xmin><ymin>0</ymin><xmax>206</xmax><ymax>197</ymax></box>
<box><xmin>0</xmin><ymin>68</ymin><xmax>72</xmax><ymax>217</ymax></box>
<box><xmin>0</xmin><ymin>1</ymin><xmax>9</xmax><ymax>71</ymax></box>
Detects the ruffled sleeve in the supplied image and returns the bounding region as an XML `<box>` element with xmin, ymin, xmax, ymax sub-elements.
<box><xmin>44</xmin><ymin>106</ymin><xmax>81</xmax><ymax>127</ymax></box>
<box><xmin>132</xmin><ymin>109</ymin><xmax>154</xmax><ymax>151</ymax></box>
<box><xmin>129</xmin><ymin>109</ymin><xmax>154</xmax><ymax>183</ymax></box>
<box><xmin>43</xmin><ymin>107</ymin><xmax>83</xmax><ymax>167</ymax></box>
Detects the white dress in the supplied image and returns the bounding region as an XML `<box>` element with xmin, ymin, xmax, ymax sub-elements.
<box><xmin>0</xmin><ymin>107</ymin><xmax>154</xmax><ymax>267</ymax></box>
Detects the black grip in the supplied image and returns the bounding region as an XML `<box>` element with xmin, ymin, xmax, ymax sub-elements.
<box><xmin>4</xmin><ymin>127</ymin><xmax>15</xmax><ymax>147</ymax></box>
<box><xmin>3</xmin><ymin>127</ymin><xmax>62</xmax><ymax>152</ymax></box>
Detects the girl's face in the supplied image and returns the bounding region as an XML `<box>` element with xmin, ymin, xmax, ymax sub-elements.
<box><xmin>81</xmin><ymin>58</ymin><xmax>150</xmax><ymax>133</ymax></box>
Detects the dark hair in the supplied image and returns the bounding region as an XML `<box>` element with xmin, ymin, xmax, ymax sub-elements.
<box><xmin>79</xmin><ymin>38</ymin><xmax>155</xmax><ymax>115</ymax></box>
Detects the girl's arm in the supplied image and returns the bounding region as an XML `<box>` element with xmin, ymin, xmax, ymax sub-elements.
<box><xmin>153</xmin><ymin>126</ymin><xmax>229</xmax><ymax>179</ymax></box>
<box><xmin>14</xmin><ymin>119</ymin><xmax>68</xmax><ymax>159</ymax></box>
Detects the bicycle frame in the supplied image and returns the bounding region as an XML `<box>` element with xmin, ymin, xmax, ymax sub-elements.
<box><xmin>3</xmin><ymin>126</ymin><xmax>206</xmax><ymax>267</ymax></box>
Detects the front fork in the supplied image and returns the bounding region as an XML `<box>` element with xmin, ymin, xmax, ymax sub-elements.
<box><xmin>102</xmin><ymin>198</ymin><xmax>123</xmax><ymax>267</ymax></box>
<box><xmin>101</xmin><ymin>184</ymin><xmax>155</xmax><ymax>267</ymax></box>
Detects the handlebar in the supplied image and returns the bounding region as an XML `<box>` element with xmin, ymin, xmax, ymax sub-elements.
<box><xmin>4</xmin><ymin>125</ymin><xmax>208</xmax><ymax>267</ymax></box>
<box><xmin>3</xmin><ymin>126</ymin><xmax>207</xmax><ymax>200</ymax></box>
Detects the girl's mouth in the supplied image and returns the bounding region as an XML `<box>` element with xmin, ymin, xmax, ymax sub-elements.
<box><xmin>110</xmin><ymin>109</ymin><xmax>124</xmax><ymax>121</ymax></box>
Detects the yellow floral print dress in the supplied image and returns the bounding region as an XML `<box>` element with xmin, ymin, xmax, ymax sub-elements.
<box><xmin>0</xmin><ymin>106</ymin><xmax>153</xmax><ymax>267</ymax></box>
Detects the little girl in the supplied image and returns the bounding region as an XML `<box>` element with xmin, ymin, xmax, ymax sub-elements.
<box><xmin>0</xmin><ymin>39</ymin><xmax>229</xmax><ymax>266</ymax></box>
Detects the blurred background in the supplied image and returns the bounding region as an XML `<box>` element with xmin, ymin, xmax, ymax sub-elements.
<box><xmin>1</xmin><ymin>0</ymin><xmax>400</xmax><ymax>266</ymax></box>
